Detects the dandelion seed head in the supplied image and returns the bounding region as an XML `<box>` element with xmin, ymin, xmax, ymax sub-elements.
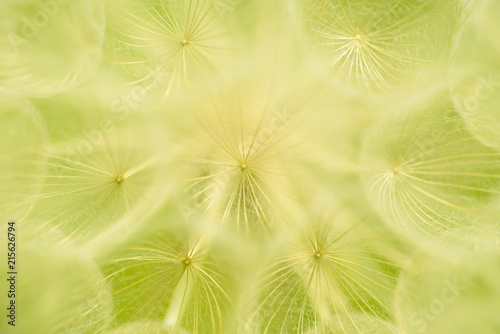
<box><xmin>22</xmin><ymin>103</ymin><xmax>171</xmax><ymax>247</ymax></box>
<box><xmin>248</xmin><ymin>213</ymin><xmax>402</xmax><ymax>332</ymax></box>
<box><xmin>178</xmin><ymin>87</ymin><xmax>308</xmax><ymax>234</ymax></box>
<box><xmin>103</xmin><ymin>230</ymin><xmax>230</xmax><ymax>333</ymax></box>
<box><xmin>106</xmin><ymin>0</ymin><xmax>234</xmax><ymax>98</ymax></box>
<box><xmin>362</xmin><ymin>100</ymin><xmax>500</xmax><ymax>242</ymax></box>
<box><xmin>305</xmin><ymin>0</ymin><xmax>464</xmax><ymax>89</ymax></box>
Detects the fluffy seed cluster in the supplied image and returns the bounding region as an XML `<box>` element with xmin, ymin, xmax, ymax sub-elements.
<box><xmin>1</xmin><ymin>0</ymin><xmax>500</xmax><ymax>334</ymax></box>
